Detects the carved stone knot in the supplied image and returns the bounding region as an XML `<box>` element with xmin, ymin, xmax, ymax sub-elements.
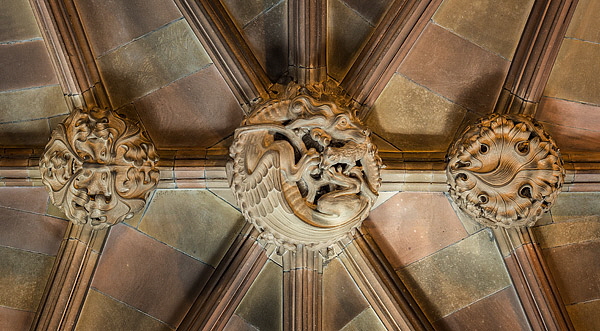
<box><xmin>227</xmin><ymin>84</ymin><xmax>382</xmax><ymax>250</ymax></box>
<box><xmin>447</xmin><ymin>114</ymin><xmax>564</xmax><ymax>228</ymax></box>
<box><xmin>40</xmin><ymin>107</ymin><xmax>159</xmax><ymax>229</ymax></box>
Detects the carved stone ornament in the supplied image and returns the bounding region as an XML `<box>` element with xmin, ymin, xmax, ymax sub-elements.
<box><xmin>447</xmin><ymin>114</ymin><xmax>565</xmax><ymax>228</ymax></box>
<box><xmin>40</xmin><ymin>107</ymin><xmax>159</xmax><ymax>230</ymax></box>
<box><xmin>227</xmin><ymin>84</ymin><xmax>382</xmax><ymax>250</ymax></box>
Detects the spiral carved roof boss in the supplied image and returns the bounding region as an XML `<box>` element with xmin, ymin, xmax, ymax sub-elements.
<box><xmin>447</xmin><ymin>114</ymin><xmax>565</xmax><ymax>228</ymax></box>
<box><xmin>227</xmin><ymin>84</ymin><xmax>382</xmax><ymax>250</ymax></box>
<box><xmin>40</xmin><ymin>107</ymin><xmax>160</xmax><ymax>230</ymax></box>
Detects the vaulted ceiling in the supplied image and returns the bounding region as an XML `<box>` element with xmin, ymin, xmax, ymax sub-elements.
<box><xmin>1</xmin><ymin>0</ymin><xmax>599</xmax><ymax>330</ymax></box>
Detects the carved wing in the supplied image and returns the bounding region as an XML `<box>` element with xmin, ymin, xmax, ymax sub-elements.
<box><xmin>231</xmin><ymin>150</ymin><xmax>295</xmax><ymax>230</ymax></box>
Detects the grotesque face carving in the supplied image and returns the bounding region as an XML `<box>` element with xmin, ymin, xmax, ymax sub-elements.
<box><xmin>40</xmin><ymin>108</ymin><xmax>159</xmax><ymax>229</ymax></box>
<box><xmin>227</xmin><ymin>88</ymin><xmax>382</xmax><ymax>250</ymax></box>
<box><xmin>446</xmin><ymin>114</ymin><xmax>564</xmax><ymax>228</ymax></box>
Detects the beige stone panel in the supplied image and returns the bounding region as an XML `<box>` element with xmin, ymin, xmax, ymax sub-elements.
<box><xmin>323</xmin><ymin>258</ymin><xmax>369</xmax><ymax>330</ymax></box>
<box><xmin>544</xmin><ymin>39</ymin><xmax>600</xmax><ymax>105</ymax></box>
<box><xmin>397</xmin><ymin>230</ymin><xmax>511</xmax><ymax>320</ymax></box>
<box><xmin>341</xmin><ymin>0</ymin><xmax>393</xmax><ymax>25</ymax></box>
<box><xmin>534</xmin><ymin>219</ymin><xmax>600</xmax><ymax>249</ymax></box>
<box><xmin>327</xmin><ymin>0</ymin><xmax>374</xmax><ymax>81</ymax></box>
<box><xmin>0</xmin><ymin>41</ymin><xmax>59</xmax><ymax>92</ymax></box>
<box><xmin>0</xmin><ymin>119</ymin><xmax>51</xmax><ymax>147</ymax></box>
<box><xmin>566</xmin><ymin>299</ymin><xmax>600</xmax><ymax>331</ymax></box>
<box><xmin>0</xmin><ymin>246</ymin><xmax>55</xmax><ymax>311</ymax></box>
<box><xmin>75</xmin><ymin>290</ymin><xmax>172</xmax><ymax>331</ymax></box>
<box><xmin>235</xmin><ymin>260</ymin><xmax>282</xmax><ymax>331</ymax></box>
<box><xmin>366</xmin><ymin>74</ymin><xmax>466</xmax><ymax>151</ymax></box>
<box><xmin>97</xmin><ymin>19</ymin><xmax>212</xmax><ymax>108</ymax></box>
<box><xmin>222</xmin><ymin>0</ymin><xmax>281</xmax><ymax>27</ymax></box>
<box><xmin>0</xmin><ymin>0</ymin><xmax>41</xmax><ymax>42</ymax></box>
<box><xmin>0</xmin><ymin>85</ymin><xmax>68</xmax><ymax>123</ymax></box>
<box><xmin>433</xmin><ymin>0</ymin><xmax>534</xmax><ymax>59</ymax></box>
<box><xmin>341</xmin><ymin>307</ymin><xmax>386</xmax><ymax>331</ymax></box>
<box><xmin>138</xmin><ymin>190</ymin><xmax>245</xmax><ymax>267</ymax></box>
<box><xmin>566</xmin><ymin>0</ymin><xmax>600</xmax><ymax>43</ymax></box>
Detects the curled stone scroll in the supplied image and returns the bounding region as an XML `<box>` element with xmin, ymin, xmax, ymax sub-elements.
<box><xmin>227</xmin><ymin>84</ymin><xmax>382</xmax><ymax>250</ymax></box>
<box><xmin>40</xmin><ymin>107</ymin><xmax>159</xmax><ymax>230</ymax></box>
<box><xmin>447</xmin><ymin>114</ymin><xmax>564</xmax><ymax>228</ymax></box>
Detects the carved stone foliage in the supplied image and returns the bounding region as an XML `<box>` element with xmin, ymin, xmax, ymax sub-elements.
<box><xmin>447</xmin><ymin>114</ymin><xmax>564</xmax><ymax>228</ymax></box>
<box><xmin>227</xmin><ymin>84</ymin><xmax>382</xmax><ymax>250</ymax></box>
<box><xmin>40</xmin><ymin>107</ymin><xmax>159</xmax><ymax>229</ymax></box>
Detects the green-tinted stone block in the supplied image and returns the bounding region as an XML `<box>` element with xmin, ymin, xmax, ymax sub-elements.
<box><xmin>0</xmin><ymin>246</ymin><xmax>55</xmax><ymax>311</ymax></box>
<box><xmin>138</xmin><ymin>190</ymin><xmax>244</xmax><ymax>267</ymax></box>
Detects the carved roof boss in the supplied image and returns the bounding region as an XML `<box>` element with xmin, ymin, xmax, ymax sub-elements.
<box><xmin>40</xmin><ymin>107</ymin><xmax>160</xmax><ymax>229</ymax></box>
<box><xmin>447</xmin><ymin>114</ymin><xmax>565</xmax><ymax>228</ymax></box>
<box><xmin>227</xmin><ymin>84</ymin><xmax>382</xmax><ymax>250</ymax></box>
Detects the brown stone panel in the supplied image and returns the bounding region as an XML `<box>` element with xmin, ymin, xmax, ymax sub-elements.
<box><xmin>75</xmin><ymin>289</ymin><xmax>172</xmax><ymax>331</ymax></box>
<box><xmin>243</xmin><ymin>1</ymin><xmax>288</xmax><ymax>82</ymax></box>
<box><xmin>433</xmin><ymin>286</ymin><xmax>530</xmax><ymax>330</ymax></box>
<box><xmin>542</xmin><ymin>240</ymin><xmax>600</xmax><ymax>305</ymax></box>
<box><xmin>0</xmin><ymin>187</ymin><xmax>49</xmax><ymax>213</ymax></box>
<box><xmin>397</xmin><ymin>23</ymin><xmax>510</xmax><ymax>114</ymax></box>
<box><xmin>566</xmin><ymin>299</ymin><xmax>600</xmax><ymax>331</ymax></box>
<box><xmin>0</xmin><ymin>41</ymin><xmax>58</xmax><ymax>92</ymax></box>
<box><xmin>90</xmin><ymin>224</ymin><xmax>213</xmax><ymax>328</ymax></box>
<box><xmin>327</xmin><ymin>0</ymin><xmax>374</xmax><ymax>81</ymax></box>
<box><xmin>323</xmin><ymin>258</ymin><xmax>370</xmax><ymax>331</ymax></box>
<box><xmin>0</xmin><ymin>208</ymin><xmax>66</xmax><ymax>256</ymax></box>
<box><xmin>0</xmin><ymin>246</ymin><xmax>55</xmax><ymax>311</ymax></box>
<box><xmin>537</xmin><ymin>97</ymin><xmax>600</xmax><ymax>133</ymax></box>
<box><xmin>221</xmin><ymin>0</ymin><xmax>281</xmax><ymax>27</ymax></box>
<box><xmin>134</xmin><ymin>65</ymin><xmax>243</xmax><ymax>148</ymax></box>
<box><xmin>566</xmin><ymin>0</ymin><xmax>600</xmax><ymax>44</ymax></box>
<box><xmin>0</xmin><ymin>306</ymin><xmax>35</xmax><ymax>331</ymax></box>
<box><xmin>340</xmin><ymin>0</ymin><xmax>393</xmax><ymax>25</ymax></box>
<box><xmin>364</xmin><ymin>192</ymin><xmax>468</xmax><ymax>268</ymax></box>
<box><xmin>540</xmin><ymin>122</ymin><xmax>600</xmax><ymax>152</ymax></box>
<box><xmin>0</xmin><ymin>119</ymin><xmax>51</xmax><ymax>147</ymax></box>
<box><xmin>137</xmin><ymin>190</ymin><xmax>245</xmax><ymax>267</ymax></box>
<box><xmin>74</xmin><ymin>0</ymin><xmax>182</xmax><ymax>56</ymax></box>
<box><xmin>432</xmin><ymin>0</ymin><xmax>534</xmax><ymax>60</ymax></box>
<box><xmin>397</xmin><ymin>230</ymin><xmax>511</xmax><ymax>320</ymax></box>
<box><xmin>544</xmin><ymin>38</ymin><xmax>600</xmax><ymax>105</ymax></box>
<box><xmin>534</xmin><ymin>219</ymin><xmax>600</xmax><ymax>249</ymax></box>
<box><xmin>0</xmin><ymin>0</ymin><xmax>41</xmax><ymax>43</ymax></box>
<box><xmin>97</xmin><ymin>19</ymin><xmax>211</xmax><ymax>109</ymax></box>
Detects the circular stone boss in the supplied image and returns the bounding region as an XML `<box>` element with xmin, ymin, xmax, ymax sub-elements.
<box><xmin>227</xmin><ymin>93</ymin><xmax>382</xmax><ymax>250</ymax></box>
<box><xmin>446</xmin><ymin>114</ymin><xmax>564</xmax><ymax>228</ymax></box>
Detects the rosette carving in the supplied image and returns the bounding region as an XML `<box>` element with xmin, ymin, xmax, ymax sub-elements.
<box><xmin>227</xmin><ymin>84</ymin><xmax>382</xmax><ymax>250</ymax></box>
<box><xmin>447</xmin><ymin>114</ymin><xmax>564</xmax><ymax>228</ymax></box>
<box><xmin>40</xmin><ymin>107</ymin><xmax>159</xmax><ymax>229</ymax></box>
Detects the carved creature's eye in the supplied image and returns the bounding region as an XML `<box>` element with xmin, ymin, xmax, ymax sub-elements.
<box><xmin>519</xmin><ymin>184</ymin><xmax>533</xmax><ymax>199</ymax></box>
<box><xmin>516</xmin><ymin>141</ymin><xmax>529</xmax><ymax>154</ymax></box>
<box><xmin>338</xmin><ymin>116</ymin><xmax>348</xmax><ymax>127</ymax></box>
<box><xmin>478</xmin><ymin>194</ymin><xmax>489</xmax><ymax>204</ymax></box>
<box><xmin>480</xmin><ymin>144</ymin><xmax>489</xmax><ymax>154</ymax></box>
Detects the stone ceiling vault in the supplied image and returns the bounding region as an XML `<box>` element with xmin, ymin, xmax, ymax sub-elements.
<box><xmin>1</xmin><ymin>0</ymin><xmax>599</xmax><ymax>330</ymax></box>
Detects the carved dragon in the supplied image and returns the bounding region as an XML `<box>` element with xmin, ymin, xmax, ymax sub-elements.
<box><xmin>227</xmin><ymin>85</ymin><xmax>381</xmax><ymax>250</ymax></box>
